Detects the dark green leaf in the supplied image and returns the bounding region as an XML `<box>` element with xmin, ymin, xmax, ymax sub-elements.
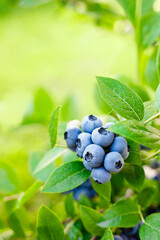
<box><xmin>37</xmin><ymin>205</ymin><xmax>64</xmax><ymax>240</ymax></box>
<box><xmin>139</xmin><ymin>213</ymin><xmax>160</xmax><ymax>240</ymax></box>
<box><xmin>48</xmin><ymin>106</ymin><xmax>61</xmax><ymax>148</ymax></box>
<box><xmin>138</xmin><ymin>187</ymin><xmax>156</xmax><ymax>209</ymax></box>
<box><xmin>98</xmin><ymin>198</ymin><xmax>140</xmax><ymax>228</ymax></box>
<box><xmin>0</xmin><ymin>160</ymin><xmax>20</xmax><ymax>194</ymax></box>
<box><xmin>143</xmin><ymin>101</ymin><xmax>157</xmax><ymax>121</ymax></box>
<box><xmin>125</xmin><ymin>139</ymin><xmax>140</xmax><ymax>165</ymax></box>
<box><xmin>67</xmin><ymin>225</ymin><xmax>83</xmax><ymax>240</ymax></box>
<box><xmin>155</xmin><ymin>84</ymin><xmax>160</xmax><ymax>111</ymax></box>
<box><xmin>65</xmin><ymin>193</ymin><xmax>76</xmax><ymax>218</ymax></box>
<box><xmin>78</xmin><ymin>194</ymin><xmax>93</xmax><ymax>208</ymax></box>
<box><xmin>91</xmin><ymin>178</ymin><xmax>111</xmax><ymax>201</ymax></box>
<box><xmin>16</xmin><ymin>180</ymin><xmax>42</xmax><ymax>208</ymax></box>
<box><xmin>42</xmin><ymin>161</ymin><xmax>90</xmax><ymax>193</ymax></box>
<box><xmin>140</xmin><ymin>13</ymin><xmax>160</xmax><ymax>49</ymax></box>
<box><xmin>8</xmin><ymin>210</ymin><xmax>25</xmax><ymax>238</ymax></box>
<box><xmin>80</xmin><ymin>205</ymin><xmax>104</xmax><ymax>236</ymax></box>
<box><xmin>123</xmin><ymin>164</ymin><xmax>145</xmax><ymax>191</ymax></box>
<box><xmin>34</xmin><ymin>147</ymin><xmax>67</xmax><ymax>174</ymax></box>
<box><xmin>100</xmin><ymin>228</ymin><xmax>114</xmax><ymax>240</ymax></box>
<box><xmin>97</xmin><ymin>77</ymin><xmax>144</xmax><ymax>120</ymax></box>
<box><xmin>109</xmin><ymin>120</ymin><xmax>160</xmax><ymax>149</ymax></box>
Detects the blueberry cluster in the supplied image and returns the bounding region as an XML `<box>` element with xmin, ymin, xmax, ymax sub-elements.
<box><xmin>64</xmin><ymin>115</ymin><xmax>129</xmax><ymax>184</ymax></box>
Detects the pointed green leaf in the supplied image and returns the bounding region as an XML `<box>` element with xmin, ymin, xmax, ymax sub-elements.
<box><xmin>65</xmin><ymin>193</ymin><xmax>76</xmax><ymax>218</ymax></box>
<box><xmin>143</xmin><ymin>101</ymin><xmax>157</xmax><ymax>121</ymax></box>
<box><xmin>109</xmin><ymin>120</ymin><xmax>160</xmax><ymax>149</ymax></box>
<box><xmin>37</xmin><ymin>205</ymin><xmax>64</xmax><ymax>240</ymax></box>
<box><xmin>48</xmin><ymin>105</ymin><xmax>61</xmax><ymax>148</ymax></box>
<box><xmin>91</xmin><ymin>178</ymin><xmax>111</xmax><ymax>201</ymax></box>
<box><xmin>42</xmin><ymin>161</ymin><xmax>90</xmax><ymax>193</ymax></box>
<box><xmin>155</xmin><ymin>84</ymin><xmax>160</xmax><ymax>112</ymax></box>
<box><xmin>100</xmin><ymin>228</ymin><xmax>114</xmax><ymax>240</ymax></box>
<box><xmin>97</xmin><ymin>77</ymin><xmax>144</xmax><ymax>120</ymax></box>
<box><xmin>138</xmin><ymin>187</ymin><xmax>156</xmax><ymax>209</ymax></box>
<box><xmin>8</xmin><ymin>210</ymin><xmax>25</xmax><ymax>238</ymax></box>
<box><xmin>80</xmin><ymin>205</ymin><xmax>104</xmax><ymax>236</ymax></box>
<box><xmin>123</xmin><ymin>164</ymin><xmax>145</xmax><ymax>191</ymax></box>
<box><xmin>98</xmin><ymin>199</ymin><xmax>140</xmax><ymax>228</ymax></box>
<box><xmin>139</xmin><ymin>213</ymin><xmax>160</xmax><ymax>240</ymax></box>
<box><xmin>125</xmin><ymin>139</ymin><xmax>140</xmax><ymax>165</ymax></box>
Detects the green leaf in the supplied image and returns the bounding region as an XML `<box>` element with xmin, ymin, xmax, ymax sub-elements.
<box><xmin>155</xmin><ymin>84</ymin><xmax>160</xmax><ymax>111</ymax></box>
<box><xmin>109</xmin><ymin>120</ymin><xmax>160</xmax><ymax>149</ymax></box>
<box><xmin>8</xmin><ymin>210</ymin><xmax>25</xmax><ymax>238</ymax></box>
<box><xmin>97</xmin><ymin>77</ymin><xmax>144</xmax><ymax>120</ymax></box>
<box><xmin>139</xmin><ymin>213</ymin><xmax>160</xmax><ymax>240</ymax></box>
<box><xmin>145</xmin><ymin>49</ymin><xmax>160</xmax><ymax>90</ymax></box>
<box><xmin>0</xmin><ymin>160</ymin><xmax>20</xmax><ymax>194</ymax></box>
<box><xmin>140</xmin><ymin>13</ymin><xmax>160</xmax><ymax>49</ymax></box>
<box><xmin>67</xmin><ymin>225</ymin><xmax>83</xmax><ymax>240</ymax></box>
<box><xmin>34</xmin><ymin>147</ymin><xmax>67</xmax><ymax>174</ymax></box>
<box><xmin>42</xmin><ymin>161</ymin><xmax>91</xmax><ymax>193</ymax></box>
<box><xmin>138</xmin><ymin>187</ymin><xmax>156</xmax><ymax>209</ymax></box>
<box><xmin>123</xmin><ymin>164</ymin><xmax>145</xmax><ymax>191</ymax></box>
<box><xmin>78</xmin><ymin>194</ymin><xmax>93</xmax><ymax>208</ymax></box>
<box><xmin>37</xmin><ymin>205</ymin><xmax>64</xmax><ymax>240</ymax></box>
<box><xmin>143</xmin><ymin>101</ymin><xmax>157</xmax><ymax>121</ymax></box>
<box><xmin>91</xmin><ymin>178</ymin><xmax>111</xmax><ymax>201</ymax></box>
<box><xmin>100</xmin><ymin>228</ymin><xmax>114</xmax><ymax>240</ymax></box>
<box><xmin>80</xmin><ymin>205</ymin><xmax>104</xmax><ymax>236</ymax></box>
<box><xmin>65</xmin><ymin>193</ymin><xmax>76</xmax><ymax>218</ymax></box>
<box><xmin>61</xmin><ymin>95</ymin><xmax>79</xmax><ymax>122</ymax></box>
<box><xmin>125</xmin><ymin>139</ymin><xmax>140</xmax><ymax>165</ymax></box>
<box><xmin>98</xmin><ymin>198</ymin><xmax>140</xmax><ymax>228</ymax></box>
<box><xmin>16</xmin><ymin>180</ymin><xmax>42</xmax><ymax>208</ymax></box>
<box><xmin>48</xmin><ymin>106</ymin><xmax>61</xmax><ymax>148</ymax></box>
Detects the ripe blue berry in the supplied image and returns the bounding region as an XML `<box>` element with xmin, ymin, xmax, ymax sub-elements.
<box><xmin>83</xmin><ymin>144</ymin><xmax>105</xmax><ymax>167</ymax></box>
<box><xmin>81</xmin><ymin>115</ymin><xmax>102</xmax><ymax>133</ymax></box>
<box><xmin>104</xmin><ymin>152</ymin><xmax>124</xmax><ymax>173</ymax></box>
<box><xmin>91</xmin><ymin>166</ymin><xmax>111</xmax><ymax>184</ymax></box>
<box><xmin>64</xmin><ymin>127</ymin><xmax>82</xmax><ymax>149</ymax></box>
<box><xmin>73</xmin><ymin>187</ymin><xmax>96</xmax><ymax>200</ymax></box>
<box><xmin>83</xmin><ymin>159</ymin><xmax>93</xmax><ymax>171</ymax></box>
<box><xmin>110</xmin><ymin>136</ymin><xmax>129</xmax><ymax>159</ymax></box>
<box><xmin>92</xmin><ymin>127</ymin><xmax>114</xmax><ymax>147</ymax></box>
<box><xmin>114</xmin><ymin>236</ymin><xmax>124</xmax><ymax>240</ymax></box>
<box><xmin>76</xmin><ymin>132</ymin><xmax>92</xmax><ymax>158</ymax></box>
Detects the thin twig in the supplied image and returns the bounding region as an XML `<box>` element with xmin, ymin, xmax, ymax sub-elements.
<box><xmin>4</xmin><ymin>193</ymin><xmax>22</xmax><ymax>202</ymax></box>
<box><xmin>64</xmin><ymin>216</ymin><xmax>79</xmax><ymax>234</ymax></box>
<box><xmin>143</xmin><ymin>149</ymin><xmax>160</xmax><ymax>161</ymax></box>
<box><xmin>139</xmin><ymin>207</ymin><xmax>145</xmax><ymax>223</ymax></box>
<box><xmin>144</xmin><ymin>112</ymin><xmax>160</xmax><ymax>124</ymax></box>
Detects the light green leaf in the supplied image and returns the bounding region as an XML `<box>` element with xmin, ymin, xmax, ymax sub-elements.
<box><xmin>109</xmin><ymin>120</ymin><xmax>160</xmax><ymax>149</ymax></box>
<box><xmin>139</xmin><ymin>213</ymin><xmax>160</xmax><ymax>240</ymax></box>
<box><xmin>78</xmin><ymin>194</ymin><xmax>93</xmax><ymax>208</ymax></box>
<box><xmin>65</xmin><ymin>193</ymin><xmax>76</xmax><ymax>218</ymax></box>
<box><xmin>80</xmin><ymin>205</ymin><xmax>104</xmax><ymax>236</ymax></box>
<box><xmin>123</xmin><ymin>164</ymin><xmax>145</xmax><ymax>191</ymax></box>
<box><xmin>67</xmin><ymin>225</ymin><xmax>83</xmax><ymax>240</ymax></box>
<box><xmin>8</xmin><ymin>210</ymin><xmax>25</xmax><ymax>238</ymax></box>
<box><xmin>140</xmin><ymin>13</ymin><xmax>160</xmax><ymax>49</ymax></box>
<box><xmin>48</xmin><ymin>106</ymin><xmax>61</xmax><ymax>148</ymax></box>
<box><xmin>34</xmin><ymin>147</ymin><xmax>67</xmax><ymax>174</ymax></box>
<box><xmin>16</xmin><ymin>180</ymin><xmax>42</xmax><ymax>208</ymax></box>
<box><xmin>0</xmin><ymin>160</ymin><xmax>20</xmax><ymax>194</ymax></box>
<box><xmin>91</xmin><ymin>178</ymin><xmax>111</xmax><ymax>201</ymax></box>
<box><xmin>155</xmin><ymin>84</ymin><xmax>160</xmax><ymax>111</ymax></box>
<box><xmin>97</xmin><ymin>77</ymin><xmax>144</xmax><ymax>120</ymax></box>
<box><xmin>37</xmin><ymin>205</ymin><xmax>64</xmax><ymax>240</ymax></box>
<box><xmin>61</xmin><ymin>95</ymin><xmax>79</xmax><ymax>122</ymax></box>
<box><xmin>42</xmin><ymin>161</ymin><xmax>90</xmax><ymax>193</ymax></box>
<box><xmin>98</xmin><ymin>198</ymin><xmax>140</xmax><ymax>228</ymax></box>
<box><xmin>143</xmin><ymin>101</ymin><xmax>157</xmax><ymax>121</ymax></box>
<box><xmin>138</xmin><ymin>187</ymin><xmax>156</xmax><ymax>209</ymax></box>
<box><xmin>100</xmin><ymin>228</ymin><xmax>114</xmax><ymax>240</ymax></box>
<box><xmin>125</xmin><ymin>139</ymin><xmax>140</xmax><ymax>165</ymax></box>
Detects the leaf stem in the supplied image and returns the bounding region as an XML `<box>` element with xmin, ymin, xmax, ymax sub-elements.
<box><xmin>144</xmin><ymin>111</ymin><xmax>160</xmax><ymax>124</ymax></box>
<box><xmin>135</xmin><ymin>0</ymin><xmax>142</xmax><ymax>84</ymax></box>
<box><xmin>64</xmin><ymin>216</ymin><xmax>79</xmax><ymax>234</ymax></box>
<box><xmin>143</xmin><ymin>149</ymin><xmax>160</xmax><ymax>161</ymax></box>
<box><xmin>139</xmin><ymin>207</ymin><xmax>145</xmax><ymax>223</ymax></box>
<box><xmin>3</xmin><ymin>193</ymin><xmax>22</xmax><ymax>202</ymax></box>
<box><xmin>156</xmin><ymin>43</ymin><xmax>160</xmax><ymax>82</ymax></box>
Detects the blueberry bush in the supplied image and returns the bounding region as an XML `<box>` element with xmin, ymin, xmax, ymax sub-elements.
<box><xmin>0</xmin><ymin>0</ymin><xmax>160</xmax><ymax>240</ymax></box>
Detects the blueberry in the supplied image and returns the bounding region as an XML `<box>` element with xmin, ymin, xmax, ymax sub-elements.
<box><xmin>73</xmin><ymin>187</ymin><xmax>96</xmax><ymax>200</ymax></box>
<box><xmin>83</xmin><ymin>159</ymin><xmax>93</xmax><ymax>171</ymax></box>
<box><xmin>114</xmin><ymin>236</ymin><xmax>124</xmax><ymax>240</ymax></box>
<box><xmin>104</xmin><ymin>122</ymin><xmax>115</xmax><ymax>128</ymax></box>
<box><xmin>81</xmin><ymin>178</ymin><xmax>92</xmax><ymax>188</ymax></box>
<box><xmin>83</xmin><ymin>144</ymin><xmax>105</xmax><ymax>168</ymax></box>
<box><xmin>104</xmin><ymin>152</ymin><xmax>124</xmax><ymax>173</ymax></box>
<box><xmin>91</xmin><ymin>166</ymin><xmax>111</xmax><ymax>184</ymax></box>
<box><xmin>92</xmin><ymin>127</ymin><xmax>114</xmax><ymax>147</ymax></box>
<box><xmin>110</xmin><ymin>136</ymin><xmax>129</xmax><ymax>159</ymax></box>
<box><xmin>64</xmin><ymin>127</ymin><xmax>82</xmax><ymax>149</ymax></box>
<box><xmin>76</xmin><ymin>132</ymin><xmax>92</xmax><ymax>158</ymax></box>
<box><xmin>81</xmin><ymin>115</ymin><xmax>102</xmax><ymax>133</ymax></box>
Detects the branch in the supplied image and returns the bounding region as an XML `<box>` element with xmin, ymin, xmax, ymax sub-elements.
<box><xmin>144</xmin><ymin>112</ymin><xmax>160</xmax><ymax>124</ymax></box>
